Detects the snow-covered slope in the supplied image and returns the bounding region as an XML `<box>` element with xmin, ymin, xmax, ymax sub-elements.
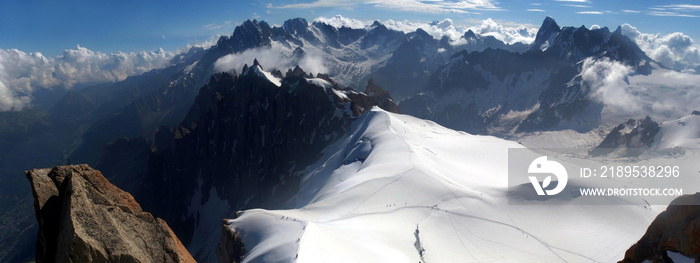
<box><xmin>245</xmin><ymin>64</ymin><xmax>282</xmax><ymax>87</ymax></box>
<box><xmin>226</xmin><ymin>108</ymin><xmax>667</xmax><ymax>262</ymax></box>
<box><xmin>654</xmin><ymin>113</ymin><xmax>700</xmax><ymax>150</ymax></box>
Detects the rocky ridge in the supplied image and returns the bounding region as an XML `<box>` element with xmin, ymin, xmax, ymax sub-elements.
<box><xmin>619</xmin><ymin>193</ymin><xmax>700</xmax><ymax>263</ymax></box>
<box><xmin>590</xmin><ymin>116</ymin><xmax>660</xmax><ymax>157</ymax></box>
<box><xmin>26</xmin><ymin>164</ymin><xmax>194</xmax><ymax>263</ymax></box>
<box><xmin>139</xmin><ymin>62</ymin><xmax>399</xmax><ymax>261</ymax></box>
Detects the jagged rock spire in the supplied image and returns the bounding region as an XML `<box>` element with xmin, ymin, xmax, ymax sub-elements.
<box><xmin>530</xmin><ymin>16</ymin><xmax>562</xmax><ymax>51</ymax></box>
<box><xmin>253</xmin><ymin>58</ymin><xmax>262</xmax><ymax>70</ymax></box>
<box><xmin>286</xmin><ymin>65</ymin><xmax>306</xmax><ymax>78</ymax></box>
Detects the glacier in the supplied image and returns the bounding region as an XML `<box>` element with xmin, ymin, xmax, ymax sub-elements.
<box><xmin>223</xmin><ymin>108</ymin><xmax>699</xmax><ymax>262</ymax></box>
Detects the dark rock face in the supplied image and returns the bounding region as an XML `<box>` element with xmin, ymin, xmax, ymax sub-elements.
<box><xmin>363</xmin><ymin>78</ymin><xmax>401</xmax><ymax>113</ymax></box>
<box><xmin>216</xmin><ymin>219</ymin><xmax>246</xmax><ymax>263</ymax></box>
<box><xmin>619</xmin><ymin>193</ymin><xmax>700</xmax><ymax>263</ymax></box>
<box><xmin>140</xmin><ymin>64</ymin><xmax>398</xmax><ymax>260</ymax></box>
<box><xmin>26</xmin><ymin>164</ymin><xmax>194</xmax><ymax>263</ymax></box>
<box><xmin>530</xmin><ymin>16</ymin><xmax>561</xmax><ymax>52</ymax></box>
<box><xmin>590</xmin><ymin>116</ymin><xmax>660</xmax><ymax>157</ymax></box>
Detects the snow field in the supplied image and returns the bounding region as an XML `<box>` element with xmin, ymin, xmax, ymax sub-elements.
<box><xmin>229</xmin><ymin>108</ymin><xmax>667</xmax><ymax>262</ymax></box>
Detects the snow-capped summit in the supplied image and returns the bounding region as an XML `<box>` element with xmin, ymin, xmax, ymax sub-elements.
<box><xmin>241</xmin><ymin>60</ymin><xmax>282</xmax><ymax>87</ymax></box>
<box><xmin>654</xmin><ymin>113</ymin><xmax>700</xmax><ymax>150</ymax></box>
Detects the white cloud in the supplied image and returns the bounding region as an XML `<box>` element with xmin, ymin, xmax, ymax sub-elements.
<box><xmin>383</xmin><ymin>18</ymin><xmax>465</xmax><ymax>43</ymax></box>
<box><xmin>621</xmin><ymin>23</ymin><xmax>700</xmax><ymax>70</ymax></box>
<box><xmin>628</xmin><ymin>68</ymin><xmax>700</xmax><ymax>121</ymax></box>
<box><xmin>581</xmin><ymin>57</ymin><xmax>639</xmax><ymax>114</ymax></box>
<box><xmin>213</xmin><ymin>45</ymin><xmax>328</xmax><ymax>76</ymax></box>
<box><xmin>203</xmin><ymin>21</ymin><xmax>234</xmax><ymax>30</ymax></box>
<box><xmin>648</xmin><ymin>11</ymin><xmax>699</xmax><ymax>18</ymax></box>
<box><xmin>314</xmin><ymin>15</ymin><xmax>538</xmax><ymax>46</ymax></box>
<box><xmin>0</xmin><ymin>46</ymin><xmax>175</xmax><ymax>111</ymax></box>
<box><xmin>581</xmin><ymin>57</ymin><xmax>700</xmax><ymax>122</ymax></box>
<box><xmin>269</xmin><ymin>0</ymin><xmax>501</xmax><ymax>14</ymax></box>
<box><xmin>577</xmin><ymin>11</ymin><xmax>604</xmax><ymax>15</ymax></box>
<box><xmin>468</xmin><ymin>18</ymin><xmax>538</xmax><ymax>44</ymax></box>
<box><xmin>176</xmin><ymin>35</ymin><xmax>220</xmax><ymax>54</ymax></box>
<box><xmin>0</xmin><ymin>80</ymin><xmax>29</xmax><ymax>111</ymax></box>
<box><xmin>564</xmin><ymin>4</ymin><xmax>591</xmax><ymax>8</ymax></box>
<box><xmin>371</xmin><ymin>17</ymin><xmax>536</xmax><ymax>45</ymax></box>
<box><xmin>621</xmin><ymin>10</ymin><xmax>640</xmax><ymax>13</ymax></box>
<box><xmin>370</xmin><ymin>0</ymin><xmax>501</xmax><ymax>13</ymax></box>
<box><xmin>656</xmin><ymin>4</ymin><xmax>700</xmax><ymax>11</ymax></box>
<box><xmin>648</xmin><ymin>4</ymin><xmax>700</xmax><ymax>17</ymax></box>
<box><xmin>527</xmin><ymin>9</ymin><xmax>546</xmax><ymax>12</ymax></box>
<box><xmin>315</xmin><ymin>15</ymin><xmax>372</xmax><ymax>29</ymax></box>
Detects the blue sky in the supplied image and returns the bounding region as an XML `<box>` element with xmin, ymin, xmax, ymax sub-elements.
<box><xmin>3</xmin><ymin>0</ymin><xmax>700</xmax><ymax>56</ymax></box>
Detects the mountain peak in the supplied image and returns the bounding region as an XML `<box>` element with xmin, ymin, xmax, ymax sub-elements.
<box><xmin>530</xmin><ymin>16</ymin><xmax>562</xmax><ymax>51</ymax></box>
<box><xmin>286</xmin><ymin>65</ymin><xmax>306</xmax><ymax>78</ymax></box>
<box><xmin>253</xmin><ymin>58</ymin><xmax>261</xmax><ymax>69</ymax></box>
<box><xmin>464</xmin><ymin>29</ymin><xmax>478</xmax><ymax>40</ymax></box>
<box><xmin>412</xmin><ymin>28</ymin><xmax>432</xmax><ymax>41</ymax></box>
<box><xmin>369</xmin><ymin>21</ymin><xmax>390</xmax><ymax>32</ymax></box>
<box><xmin>240</xmin><ymin>60</ymin><xmax>281</xmax><ymax>87</ymax></box>
<box><xmin>282</xmin><ymin>17</ymin><xmax>309</xmax><ymax>35</ymax></box>
<box><xmin>227</xmin><ymin>19</ymin><xmax>273</xmax><ymax>52</ymax></box>
<box><xmin>241</xmin><ymin>19</ymin><xmax>257</xmax><ymax>28</ymax></box>
<box><xmin>613</xmin><ymin>25</ymin><xmax>623</xmax><ymax>35</ymax></box>
<box><xmin>542</xmin><ymin>16</ymin><xmax>560</xmax><ymax>30</ymax></box>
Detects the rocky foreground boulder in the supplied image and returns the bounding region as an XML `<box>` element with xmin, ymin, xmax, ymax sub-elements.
<box><xmin>619</xmin><ymin>193</ymin><xmax>700</xmax><ymax>263</ymax></box>
<box><xmin>26</xmin><ymin>164</ymin><xmax>195</xmax><ymax>263</ymax></box>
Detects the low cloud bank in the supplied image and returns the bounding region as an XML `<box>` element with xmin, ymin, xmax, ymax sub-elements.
<box><xmin>213</xmin><ymin>45</ymin><xmax>327</xmax><ymax>76</ymax></box>
<box><xmin>582</xmin><ymin>57</ymin><xmax>700</xmax><ymax>122</ymax></box>
<box><xmin>621</xmin><ymin>23</ymin><xmax>700</xmax><ymax>71</ymax></box>
<box><xmin>581</xmin><ymin>57</ymin><xmax>638</xmax><ymax>114</ymax></box>
<box><xmin>315</xmin><ymin>15</ymin><xmax>537</xmax><ymax>46</ymax></box>
<box><xmin>0</xmin><ymin>46</ymin><xmax>175</xmax><ymax>111</ymax></box>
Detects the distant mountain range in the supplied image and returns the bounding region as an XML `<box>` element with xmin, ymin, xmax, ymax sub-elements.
<box><xmin>401</xmin><ymin>16</ymin><xmax>654</xmax><ymax>135</ymax></box>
